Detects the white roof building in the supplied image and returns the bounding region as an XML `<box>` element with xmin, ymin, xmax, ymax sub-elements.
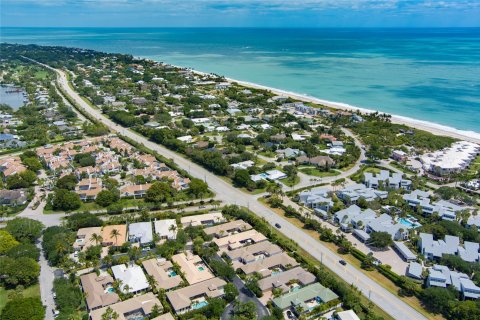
<box><xmin>421</xmin><ymin>141</ymin><xmax>480</xmax><ymax>176</ymax></box>
<box><xmin>128</xmin><ymin>222</ymin><xmax>154</xmax><ymax>245</ymax></box>
<box><xmin>154</xmin><ymin>219</ymin><xmax>177</xmax><ymax>240</ymax></box>
<box><xmin>111</xmin><ymin>264</ymin><xmax>149</xmax><ymax>294</ymax></box>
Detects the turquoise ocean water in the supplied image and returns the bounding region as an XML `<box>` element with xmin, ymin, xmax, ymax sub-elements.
<box><xmin>1</xmin><ymin>28</ymin><xmax>479</xmax><ymax>133</ymax></box>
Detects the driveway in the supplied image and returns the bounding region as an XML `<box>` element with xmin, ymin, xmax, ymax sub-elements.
<box><xmin>221</xmin><ymin>274</ymin><xmax>270</xmax><ymax>320</ymax></box>
<box><xmin>208</xmin><ymin>254</ymin><xmax>269</xmax><ymax>319</ymax></box>
<box><xmin>37</xmin><ymin>237</ymin><xmax>56</xmax><ymax>320</ymax></box>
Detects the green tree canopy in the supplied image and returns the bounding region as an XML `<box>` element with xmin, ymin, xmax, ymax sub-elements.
<box><xmin>52</xmin><ymin>189</ymin><xmax>82</xmax><ymax>211</ymax></box>
<box><xmin>0</xmin><ymin>297</ymin><xmax>45</xmax><ymax>320</ymax></box>
<box><xmin>56</xmin><ymin>174</ymin><xmax>77</xmax><ymax>190</ymax></box>
<box><xmin>0</xmin><ymin>256</ymin><xmax>40</xmax><ymax>287</ymax></box>
<box><xmin>367</xmin><ymin>231</ymin><xmax>393</xmax><ymax>249</ymax></box>
<box><xmin>145</xmin><ymin>181</ymin><xmax>176</xmax><ymax>203</ymax></box>
<box><xmin>6</xmin><ymin>170</ymin><xmax>37</xmax><ymax>189</ymax></box>
<box><xmin>188</xmin><ymin>178</ymin><xmax>209</xmax><ymax>198</ymax></box>
<box><xmin>5</xmin><ymin>218</ymin><xmax>44</xmax><ymax>243</ymax></box>
<box><xmin>0</xmin><ymin>230</ymin><xmax>19</xmax><ymax>254</ymax></box>
<box><xmin>95</xmin><ymin>189</ymin><xmax>119</xmax><ymax>207</ymax></box>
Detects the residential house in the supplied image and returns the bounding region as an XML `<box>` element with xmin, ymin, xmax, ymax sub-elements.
<box><xmin>154</xmin><ymin>219</ymin><xmax>177</xmax><ymax>240</ymax></box>
<box><xmin>225</xmin><ymin>241</ymin><xmax>282</xmax><ymax>266</ymax></box>
<box><xmin>213</xmin><ymin>229</ymin><xmax>267</xmax><ymax>251</ymax></box>
<box><xmin>181</xmin><ymin>212</ymin><xmax>225</xmax><ymax>228</ymax></box>
<box><xmin>203</xmin><ymin>220</ymin><xmax>252</xmax><ymax>238</ymax></box>
<box><xmin>101</xmin><ymin>225</ymin><xmax>127</xmax><ymax>247</ymax></box>
<box><xmin>172</xmin><ymin>252</ymin><xmax>214</xmax><ymax>285</ymax></box>
<box><xmin>80</xmin><ymin>272</ymin><xmax>119</xmax><ymax>311</ymax></box>
<box><xmin>166</xmin><ymin>277</ymin><xmax>226</xmax><ymax>314</ymax></box>
<box><xmin>128</xmin><ymin>222</ymin><xmax>154</xmax><ymax>246</ymax></box>
<box><xmin>90</xmin><ymin>292</ymin><xmax>162</xmax><ymax>320</ymax></box>
<box><xmin>111</xmin><ymin>264</ymin><xmax>149</xmax><ymax>294</ymax></box>
<box><xmin>0</xmin><ymin>189</ymin><xmax>28</xmax><ymax>206</ymax></box>
<box><xmin>364</xmin><ymin>170</ymin><xmax>411</xmax><ymax>190</ymax></box>
<box><xmin>258</xmin><ymin>266</ymin><xmax>316</xmax><ymax>294</ymax></box>
<box><xmin>272</xmin><ymin>283</ymin><xmax>340</xmax><ymax>316</ymax></box>
<box><xmin>142</xmin><ymin>258</ymin><xmax>182</xmax><ymax>291</ymax></box>
<box><xmin>239</xmin><ymin>252</ymin><xmax>299</xmax><ymax>277</ymax></box>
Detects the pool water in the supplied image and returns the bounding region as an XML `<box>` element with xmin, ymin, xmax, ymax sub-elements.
<box><xmin>192</xmin><ymin>301</ymin><xmax>209</xmax><ymax>309</ymax></box>
<box><xmin>107</xmin><ymin>287</ymin><xmax>115</xmax><ymax>293</ymax></box>
<box><xmin>259</xmin><ymin>173</ymin><xmax>269</xmax><ymax>179</ymax></box>
<box><xmin>198</xmin><ymin>266</ymin><xmax>205</xmax><ymax>271</ymax></box>
<box><xmin>168</xmin><ymin>271</ymin><xmax>177</xmax><ymax>277</ymax></box>
<box><xmin>399</xmin><ymin>218</ymin><xmax>421</xmax><ymax>228</ymax></box>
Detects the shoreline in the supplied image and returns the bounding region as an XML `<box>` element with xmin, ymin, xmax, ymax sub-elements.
<box><xmin>155</xmin><ymin>58</ymin><xmax>480</xmax><ymax>144</ymax></box>
<box><xmin>226</xmin><ymin>77</ymin><xmax>480</xmax><ymax>144</ymax></box>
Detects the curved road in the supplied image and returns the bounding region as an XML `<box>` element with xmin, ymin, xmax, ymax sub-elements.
<box><xmin>27</xmin><ymin>59</ymin><xmax>427</xmax><ymax>320</ymax></box>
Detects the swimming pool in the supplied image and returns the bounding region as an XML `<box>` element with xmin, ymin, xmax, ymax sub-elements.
<box><xmin>106</xmin><ymin>287</ymin><xmax>115</xmax><ymax>293</ymax></box>
<box><xmin>198</xmin><ymin>266</ymin><xmax>205</xmax><ymax>271</ymax></box>
<box><xmin>168</xmin><ymin>271</ymin><xmax>177</xmax><ymax>277</ymax></box>
<box><xmin>192</xmin><ymin>301</ymin><xmax>209</xmax><ymax>309</ymax></box>
<box><xmin>399</xmin><ymin>218</ymin><xmax>421</xmax><ymax>228</ymax></box>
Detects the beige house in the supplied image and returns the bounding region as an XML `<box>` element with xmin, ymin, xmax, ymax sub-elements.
<box><xmin>213</xmin><ymin>229</ymin><xmax>267</xmax><ymax>251</ymax></box>
<box><xmin>180</xmin><ymin>212</ymin><xmax>225</xmax><ymax>228</ymax></box>
<box><xmin>90</xmin><ymin>292</ymin><xmax>162</xmax><ymax>320</ymax></box>
<box><xmin>203</xmin><ymin>219</ymin><xmax>252</xmax><ymax>238</ymax></box>
<box><xmin>172</xmin><ymin>252</ymin><xmax>214</xmax><ymax>285</ymax></box>
<box><xmin>166</xmin><ymin>277</ymin><xmax>226</xmax><ymax>314</ymax></box>
<box><xmin>101</xmin><ymin>224</ymin><xmax>127</xmax><ymax>246</ymax></box>
<box><xmin>225</xmin><ymin>241</ymin><xmax>282</xmax><ymax>267</ymax></box>
<box><xmin>74</xmin><ymin>227</ymin><xmax>102</xmax><ymax>252</ymax></box>
<box><xmin>258</xmin><ymin>266</ymin><xmax>316</xmax><ymax>294</ymax></box>
<box><xmin>239</xmin><ymin>252</ymin><xmax>299</xmax><ymax>277</ymax></box>
<box><xmin>142</xmin><ymin>258</ymin><xmax>182</xmax><ymax>291</ymax></box>
<box><xmin>80</xmin><ymin>272</ymin><xmax>119</xmax><ymax>311</ymax></box>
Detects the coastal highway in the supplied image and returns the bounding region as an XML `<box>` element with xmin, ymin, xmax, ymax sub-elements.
<box><xmin>27</xmin><ymin>58</ymin><xmax>427</xmax><ymax>320</ymax></box>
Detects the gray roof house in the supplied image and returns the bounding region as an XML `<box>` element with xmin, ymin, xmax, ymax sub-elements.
<box><xmin>0</xmin><ymin>189</ymin><xmax>28</xmax><ymax>206</ymax></box>
<box><xmin>128</xmin><ymin>222</ymin><xmax>154</xmax><ymax>245</ymax></box>
<box><xmin>334</xmin><ymin>205</ymin><xmax>408</xmax><ymax>240</ymax></box>
<box><xmin>418</xmin><ymin>233</ymin><xmax>480</xmax><ymax>262</ymax></box>
<box><xmin>403</xmin><ymin>190</ymin><xmax>466</xmax><ymax>221</ymax></box>
<box><xmin>336</xmin><ymin>183</ymin><xmax>388</xmax><ymax>203</ymax></box>
<box><xmin>393</xmin><ymin>241</ymin><xmax>417</xmax><ymax>262</ymax></box>
<box><xmin>406</xmin><ymin>262</ymin><xmax>423</xmax><ymax>280</ymax></box>
<box><xmin>364</xmin><ymin>170</ymin><xmax>412</xmax><ymax>190</ymax></box>
<box><xmin>427</xmin><ymin>265</ymin><xmax>480</xmax><ymax>299</ymax></box>
<box><xmin>298</xmin><ymin>188</ymin><xmax>333</xmax><ymax>212</ymax></box>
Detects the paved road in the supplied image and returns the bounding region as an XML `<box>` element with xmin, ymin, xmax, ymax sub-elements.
<box><xmin>36</xmin><ymin>61</ymin><xmax>427</xmax><ymax>320</ymax></box>
<box><xmin>36</xmin><ymin>237</ymin><xmax>56</xmax><ymax>320</ymax></box>
<box><xmin>209</xmin><ymin>254</ymin><xmax>269</xmax><ymax>320</ymax></box>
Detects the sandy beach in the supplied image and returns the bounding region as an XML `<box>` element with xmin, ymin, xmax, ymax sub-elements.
<box><xmin>225</xmin><ymin>77</ymin><xmax>480</xmax><ymax>145</ymax></box>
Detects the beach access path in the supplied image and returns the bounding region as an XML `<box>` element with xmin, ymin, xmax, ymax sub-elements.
<box><xmin>22</xmin><ymin>56</ymin><xmax>427</xmax><ymax>320</ymax></box>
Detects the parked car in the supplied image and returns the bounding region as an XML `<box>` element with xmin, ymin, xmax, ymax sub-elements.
<box><xmin>339</xmin><ymin>259</ymin><xmax>347</xmax><ymax>266</ymax></box>
<box><xmin>275</xmin><ymin>223</ymin><xmax>281</xmax><ymax>229</ymax></box>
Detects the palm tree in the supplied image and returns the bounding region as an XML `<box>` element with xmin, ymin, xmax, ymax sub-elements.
<box><xmin>168</xmin><ymin>223</ymin><xmax>177</xmax><ymax>237</ymax></box>
<box><xmin>146</xmin><ymin>274</ymin><xmax>158</xmax><ymax>292</ymax></box>
<box><xmin>123</xmin><ymin>284</ymin><xmax>131</xmax><ymax>295</ymax></box>
<box><xmin>90</xmin><ymin>233</ymin><xmax>103</xmax><ymax>246</ymax></box>
<box><xmin>110</xmin><ymin>228</ymin><xmax>121</xmax><ymax>246</ymax></box>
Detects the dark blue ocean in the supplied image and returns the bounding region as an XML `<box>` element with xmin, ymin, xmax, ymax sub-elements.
<box><xmin>1</xmin><ymin>28</ymin><xmax>479</xmax><ymax>133</ymax></box>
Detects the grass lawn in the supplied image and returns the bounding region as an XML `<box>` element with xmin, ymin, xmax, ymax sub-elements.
<box><xmin>279</xmin><ymin>175</ymin><xmax>301</xmax><ymax>187</ymax></box>
<box><xmin>258</xmin><ymin>151</ymin><xmax>276</xmax><ymax>158</ymax></box>
<box><xmin>299</xmin><ymin>166</ymin><xmax>341</xmax><ymax>178</ymax></box>
<box><xmin>257</xmin><ymin>198</ymin><xmax>443</xmax><ymax>320</ymax></box>
<box><xmin>0</xmin><ymin>284</ymin><xmax>41</xmax><ymax>313</ymax></box>
<box><xmin>34</xmin><ymin>70</ymin><xmax>49</xmax><ymax>80</ymax></box>
<box><xmin>44</xmin><ymin>198</ymin><xmax>145</xmax><ymax>214</ymax></box>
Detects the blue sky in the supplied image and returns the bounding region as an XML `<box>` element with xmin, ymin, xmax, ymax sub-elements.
<box><xmin>1</xmin><ymin>0</ymin><xmax>480</xmax><ymax>27</ymax></box>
